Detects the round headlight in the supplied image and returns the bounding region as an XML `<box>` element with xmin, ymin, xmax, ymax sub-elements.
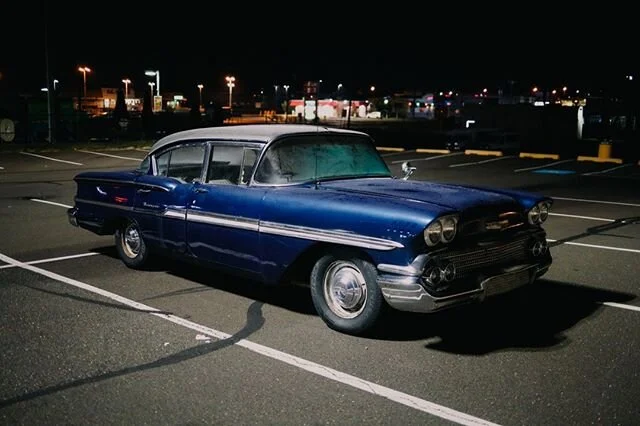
<box><xmin>528</xmin><ymin>205</ymin><xmax>540</xmax><ymax>225</ymax></box>
<box><xmin>441</xmin><ymin>216</ymin><xmax>457</xmax><ymax>242</ymax></box>
<box><xmin>424</xmin><ymin>221</ymin><xmax>442</xmax><ymax>246</ymax></box>
<box><xmin>539</xmin><ymin>202</ymin><xmax>549</xmax><ymax>222</ymax></box>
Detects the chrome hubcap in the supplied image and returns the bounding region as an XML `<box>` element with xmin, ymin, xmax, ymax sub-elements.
<box><xmin>323</xmin><ymin>261</ymin><xmax>367</xmax><ymax>319</ymax></box>
<box><xmin>122</xmin><ymin>223</ymin><xmax>141</xmax><ymax>258</ymax></box>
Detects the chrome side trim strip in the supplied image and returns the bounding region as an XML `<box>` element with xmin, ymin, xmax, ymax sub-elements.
<box><xmin>74</xmin><ymin>198</ymin><xmax>134</xmax><ymax>211</ymax></box>
<box><xmin>187</xmin><ymin>211</ymin><xmax>260</xmax><ymax>231</ymax></box>
<box><xmin>377</xmin><ymin>254</ymin><xmax>429</xmax><ymax>276</ymax></box>
<box><xmin>259</xmin><ymin>221</ymin><xmax>403</xmax><ymax>251</ymax></box>
<box><xmin>164</xmin><ymin>209</ymin><xmax>187</xmax><ymax>219</ymax></box>
<box><xmin>74</xmin><ymin>177</ymin><xmax>171</xmax><ymax>192</ymax></box>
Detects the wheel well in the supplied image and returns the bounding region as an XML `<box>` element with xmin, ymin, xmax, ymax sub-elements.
<box><xmin>104</xmin><ymin>216</ymin><xmax>130</xmax><ymax>235</ymax></box>
<box><xmin>281</xmin><ymin>243</ymin><xmax>375</xmax><ymax>286</ymax></box>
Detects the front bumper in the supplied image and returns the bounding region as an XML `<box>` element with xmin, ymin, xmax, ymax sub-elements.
<box><xmin>67</xmin><ymin>207</ymin><xmax>79</xmax><ymax>227</ymax></box>
<box><xmin>378</xmin><ymin>262</ymin><xmax>549</xmax><ymax>313</ymax></box>
<box><xmin>376</xmin><ymin>231</ymin><xmax>552</xmax><ymax>313</ymax></box>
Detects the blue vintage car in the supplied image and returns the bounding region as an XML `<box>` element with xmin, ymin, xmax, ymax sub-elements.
<box><xmin>68</xmin><ymin>124</ymin><xmax>552</xmax><ymax>335</ymax></box>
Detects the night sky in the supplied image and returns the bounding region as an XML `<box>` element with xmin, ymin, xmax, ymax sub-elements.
<box><xmin>1</xmin><ymin>2</ymin><xmax>636</xmax><ymax>100</ymax></box>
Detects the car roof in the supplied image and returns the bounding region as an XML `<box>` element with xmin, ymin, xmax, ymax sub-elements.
<box><xmin>148</xmin><ymin>124</ymin><xmax>369</xmax><ymax>155</ymax></box>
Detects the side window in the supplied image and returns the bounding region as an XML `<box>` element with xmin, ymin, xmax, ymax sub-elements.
<box><xmin>137</xmin><ymin>156</ymin><xmax>151</xmax><ymax>174</ymax></box>
<box><xmin>154</xmin><ymin>144</ymin><xmax>206</xmax><ymax>183</ymax></box>
<box><xmin>240</xmin><ymin>149</ymin><xmax>259</xmax><ymax>184</ymax></box>
<box><xmin>156</xmin><ymin>151</ymin><xmax>170</xmax><ymax>177</ymax></box>
<box><xmin>206</xmin><ymin>145</ymin><xmax>245</xmax><ymax>185</ymax></box>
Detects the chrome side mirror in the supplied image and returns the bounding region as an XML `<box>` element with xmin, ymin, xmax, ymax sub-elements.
<box><xmin>401</xmin><ymin>161</ymin><xmax>416</xmax><ymax>180</ymax></box>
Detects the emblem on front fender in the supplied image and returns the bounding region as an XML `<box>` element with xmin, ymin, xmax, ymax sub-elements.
<box><xmin>485</xmin><ymin>219</ymin><xmax>510</xmax><ymax>230</ymax></box>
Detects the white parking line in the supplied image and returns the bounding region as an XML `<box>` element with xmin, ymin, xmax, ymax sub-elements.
<box><xmin>548</xmin><ymin>213</ymin><xmax>614</xmax><ymax>222</ymax></box>
<box><xmin>0</xmin><ymin>251</ymin><xmax>500</xmax><ymax>426</ymax></box>
<box><xmin>449</xmin><ymin>156</ymin><xmax>514</xmax><ymax>168</ymax></box>
<box><xmin>0</xmin><ymin>252</ymin><xmax>99</xmax><ymax>270</ymax></box>
<box><xmin>76</xmin><ymin>149</ymin><xmax>143</xmax><ymax>161</ymax></box>
<box><xmin>134</xmin><ymin>148</ymin><xmax>150</xmax><ymax>152</ymax></box>
<box><xmin>601</xmin><ymin>302</ymin><xmax>640</xmax><ymax>313</ymax></box>
<box><xmin>391</xmin><ymin>152</ymin><xmax>465</xmax><ymax>164</ymax></box>
<box><xmin>30</xmin><ymin>198</ymin><xmax>73</xmax><ymax>209</ymax></box>
<box><xmin>582</xmin><ymin>163</ymin><xmax>633</xmax><ymax>176</ymax></box>
<box><xmin>381</xmin><ymin>149</ymin><xmax>415</xmax><ymax>157</ymax></box>
<box><xmin>20</xmin><ymin>151</ymin><xmax>84</xmax><ymax>166</ymax></box>
<box><xmin>514</xmin><ymin>159</ymin><xmax>573</xmax><ymax>173</ymax></box>
<box><xmin>552</xmin><ymin>197</ymin><xmax>640</xmax><ymax>208</ymax></box>
<box><xmin>547</xmin><ymin>239</ymin><xmax>640</xmax><ymax>254</ymax></box>
<box><xmin>0</xmin><ymin>166</ymin><xmax>4</xmax><ymax>170</ymax></box>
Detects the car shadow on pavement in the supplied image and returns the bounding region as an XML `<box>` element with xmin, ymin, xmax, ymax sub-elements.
<box><xmin>369</xmin><ymin>279</ymin><xmax>636</xmax><ymax>354</ymax></box>
<box><xmin>90</xmin><ymin>246</ymin><xmax>318</xmax><ymax>316</ymax></box>
<box><xmin>0</xmin><ymin>300</ymin><xmax>265</xmax><ymax>409</ymax></box>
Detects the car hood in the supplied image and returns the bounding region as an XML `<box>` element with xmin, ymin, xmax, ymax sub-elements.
<box><xmin>320</xmin><ymin>178</ymin><xmax>524</xmax><ymax>212</ymax></box>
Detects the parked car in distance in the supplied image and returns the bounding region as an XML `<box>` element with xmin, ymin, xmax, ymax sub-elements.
<box><xmin>444</xmin><ymin>128</ymin><xmax>522</xmax><ymax>154</ymax></box>
<box><xmin>68</xmin><ymin>124</ymin><xmax>553</xmax><ymax>335</ymax></box>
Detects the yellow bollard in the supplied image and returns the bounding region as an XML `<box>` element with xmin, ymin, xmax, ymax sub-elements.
<box><xmin>598</xmin><ymin>142</ymin><xmax>612</xmax><ymax>159</ymax></box>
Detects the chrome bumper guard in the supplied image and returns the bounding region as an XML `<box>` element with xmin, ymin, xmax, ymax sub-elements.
<box><xmin>377</xmin><ymin>262</ymin><xmax>550</xmax><ymax>314</ymax></box>
<box><xmin>67</xmin><ymin>207</ymin><xmax>79</xmax><ymax>227</ymax></box>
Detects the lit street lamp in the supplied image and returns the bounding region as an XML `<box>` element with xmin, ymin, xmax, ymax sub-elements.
<box><xmin>283</xmin><ymin>84</ymin><xmax>290</xmax><ymax>119</ymax></box>
<box><xmin>78</xmin><ymin>66</ymin><xmax>91</xmax><ymax>97</ymax></box>
<box><xmin>197</xmin><ymin>84</ymin><xmax>204</xmax><ymax>109</ymax></box>
<box><xmin>122</xmin><ymin>78</ymin><xmax>131</xmax><ymax>98</ymax></box>
<box><xmin>53</xmin><ymin>79</ymin><xmax>59</xmax><ymax>91</ymax></box>
<box><xmin>145</xmin><ymin>70</ymin><xmax>160</xmax><ymax>97</ymax></box>
<box><xmin>225</xmin><ymin>76</ymin><xmax>235</xmax><ymax>109</ymax></box>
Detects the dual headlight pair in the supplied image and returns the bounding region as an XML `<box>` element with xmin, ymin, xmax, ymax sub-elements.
<box><xmin>527</xmin><ymin>201</ymin><xmax>551</xmax><ymax>225</ymax></box>
<box><xmin>423</xmin><ymin>214</ymin><xmax>458</xmax><ymax>247</ymax></box>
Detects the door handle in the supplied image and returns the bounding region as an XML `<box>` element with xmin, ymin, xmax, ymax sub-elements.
<box><xmin>194</xmin><ymin>187</ymin><xmax>208</xmax><ymax>194</ymax></box>
<box><xmin>137</xmin><ymin>188</ymin><xmax>151</xmax><ymax>194</ymax></box>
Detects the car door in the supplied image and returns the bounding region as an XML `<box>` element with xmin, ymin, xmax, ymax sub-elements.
<box><xmin>186</xmin><ymin>143</ymin><xmax>265</xmax><ymax>276</ymax></box>
<box><xmin>134</xmin><ymin>142</ymin><xmax>207</xmax><ymax>255</ymax></box>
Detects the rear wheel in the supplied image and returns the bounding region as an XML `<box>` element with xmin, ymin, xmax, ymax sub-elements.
<box><xmin>115</xmin><ymin>220</ymin><xmax>150</xmax><ymax>269</ymax></box>
<box><xmin>310</xmin><ymin>251</ymin><xmax>385</xmax><ymax>335</ymax></box>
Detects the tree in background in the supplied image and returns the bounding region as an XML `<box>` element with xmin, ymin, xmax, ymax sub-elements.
<box><xmin>113</xmin><ymin>88</ymin><xmax>129</xmax><ymax>124</ymax></box>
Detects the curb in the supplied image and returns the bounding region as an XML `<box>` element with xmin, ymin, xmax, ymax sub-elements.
<box><xmin>519</xmin><ymin>152</ymin><xmax>560</xmax><ymax>160</ymax></box>
<box><xmin>376</xmin><ymin>147</ymin><xmax>405</xmax><ymax>152</ymax></box>
<box><xmin>464</xmin><ymin>149</ymin><xmax>503</xmax><ymax>157</ymax></box>
<box><xmin>576</xmin><ymin>156</ymin><xmax>623</xmax><ymax>164</ymax></box>
<box><xmin>416</xmin><ymin>148</ymin><xmax>451</xmax><ymax>154</ymax></box>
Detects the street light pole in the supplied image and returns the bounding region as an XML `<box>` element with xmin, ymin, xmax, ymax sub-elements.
<box><xmin>145</xmin><ymin>70</ymin><xmax>160</xmax><ymax>97</ymax></box>
<box><xmin>78</xmin><ymin>66</ymin><xmax>91</xmax><ymax>98</ymax></box>
<box><xmin>225</xmin><ymin>76</ymin><xmax>235</xmax><ymax>109</ymax></box>
<box><xmin>197</xmin><ymin>84</ymin><xmax>204</xmax><ymax>110</ymax></box>
<box><xmin>122</xmin><ymin>79</ymin><xmax>131</xmax><ymax>98</ymax></box>
<box><xmin>283</xmin><ymin>85</ymin><xmax>289</xmax><ymax>121</ymax></box>
<box><xmin>148</xmin><ymin>82</ymin><xmax>155</xmax><ymax>108</ymax></box>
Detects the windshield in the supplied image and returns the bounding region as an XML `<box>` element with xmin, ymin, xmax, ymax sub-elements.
<box><xmin>254</xmin><ymin>134</ymin><xmax>391</xmax><ymax>184</ymax></box>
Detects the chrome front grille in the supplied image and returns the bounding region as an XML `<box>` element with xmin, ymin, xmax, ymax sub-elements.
<box><xmin>437</xmin><ymin>235</ymin><xmax>532</xmax><ymax>278</ymax></box>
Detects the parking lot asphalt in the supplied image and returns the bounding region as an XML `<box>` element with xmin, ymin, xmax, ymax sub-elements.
<box><xmin>1</xmin><ymin>146</ymin><xmax>639</xmax><ymax>425</ymax></box>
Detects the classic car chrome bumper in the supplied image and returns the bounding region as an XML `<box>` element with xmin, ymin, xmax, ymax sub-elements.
<box><xmin>67</xmin><ymin>207</ymin><xmax>79</xmax><ymax>227</ymax></box>
<box><xmin>377</xmin><ymin>258</ymin><xmax>551</xmax><ymax>314</ymax></box>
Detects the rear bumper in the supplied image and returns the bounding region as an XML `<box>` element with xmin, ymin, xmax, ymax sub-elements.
<box><xmin>67</xmin><ymin>207</ymin><xmax>79</xmax><ymax>227</ymax></box>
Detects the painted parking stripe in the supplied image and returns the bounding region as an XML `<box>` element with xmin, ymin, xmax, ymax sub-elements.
<box><xmin>30</xmin><ymin>198</ymin><xmax>73</xmax><ymax>209</ymax></box>
<box><xmin>449</xmin><ymin>156</ymin><xmax>514</xmax><ymax>168</ymax></box>
<box><xmin>0</xmin><ymin>166</ymin><xmax>4</xmax><ymax>170</ymax></box>
<box><xmin>391</xmin><ymin>152</ymin><xmax>465</xmax><ymax>164</ymax></box>
<box><xmin>381</xmin><ymin>149</ymin><xmax>415</xmax><ymax>157</ymax></box>
<box><xmin>20</xmin><ymin>151</ymin><xmax>83</xmax><ymax>166</ymax></box>
<box><xmin>76</xmin><ymin>149</ymin><xmax>143</xmax><ymax>161</ymax></box>
<box><xmin>0</xmin><ymin>251</ymin><xmax>500</xmax><ymax>426</ymax></box>
<box><xmin>547</xmin><ymin>239</ymin><xmax>640</xmax><ymax>254</ymax></box>
<box><xmin>514</xmin><ymin>159</ymin><xmax>574</xmax><ymax>173</ymax></box>
<box><xmin>0</xmin><ymin>252</ymin><xmax>99</xmax><ymax>270</ymax></box>
<box><xmin>601</xmin><ymin>302</ymin><xmax>640</xmax><ymax>313</ymax></box>
<box><xmin>548</xmin><ymin>213</ymin><xmax>615</xmax><ymax>222</ymax></box>
<box><xmin>552</xmin><ymin>197</ymin><xmax>640</xmax><ymax>208</ymax></box>
<box><xmin>582</xmin><ymin>163</ymin><xmax>633</xmax><ymax>176</ymax></box>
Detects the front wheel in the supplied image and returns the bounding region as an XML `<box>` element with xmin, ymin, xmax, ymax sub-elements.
<box><xmin>310</xmin><ymin>252</ymin><xmax>385</xmax><ymax>335</ymax></box>
<box><xmin>115</xmin><ymin>220</ymin><xmax>150</xmax><ymax>269</ymax></box>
